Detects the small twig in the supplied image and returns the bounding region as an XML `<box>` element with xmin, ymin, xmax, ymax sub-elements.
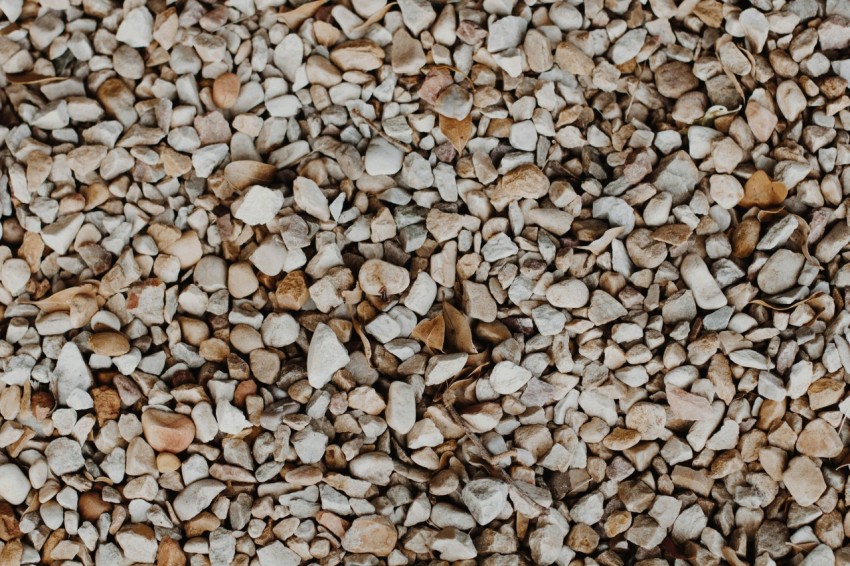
<box><xmin>442</xmin><ymin>388</ymin><xmax>548</xmax><ymax>515</ymax></box>
<box><xmin>350</xmin><ymin>108</ymin><xmax>412</xmax><ymax>152</ymax></box>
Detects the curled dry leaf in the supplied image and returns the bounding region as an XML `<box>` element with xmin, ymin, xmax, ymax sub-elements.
<box><xmin>352</xmin><ymin>318</ymin><xmax>373</xmax><ymax>362</ymax></box>
<box><xmin>443</xmin><ymin>302</ymin><xmax>477</xmax><ymax>354</ymax></box>
<box><xmin>351</xmin><ymin>2</ymin><xmax>397</xmax><ymax>35</ymax></box>
<box><xmin>6</xmin><ymin>72</ymin><xmax>65</xmax><ymax>85</ymax></box>
<box><xmin>651</xmin><ymin>224</ymin><xmax>692</xmax><ymax>245</ymax></box>
<box><xmin>749</xmin><ymin>291</ymin><xmax>826</xmax><ymax>311</ymax></box>
<box><xmin>224</xmin><ymin>161</ymin><xmax>277</xmax><ymax>190</ymax></box>
<box><xmin>577</xmin><ymin>226</ymin><xmax>625</xmax><ymax>255</ymax></box>
<box><xmin>439</xmin><ymin>114</ymin><xmax>474</xmax><ymax>154</ymax></box>
<box><xmin>787</xmin><ymin>213</ymin><xmax>821</xmax><ymax>269</ymax></box>
<box><xmin>212</xmin><ymin>73</ymin><xmax>240</xmax><ymax>109</ymax></box>
<box><xmin>694</xmin><ymin>104</ymin><xmax>741</xmax><ymax>126</ymax></box>
<box><xmin>1</xmin><ymin>22</ymin><xmax>22</xmax><ymax>36</ymax></box>
<box><xmin>411</xmin><ymin>314</ymin><xmax>445</xmax><ymax>351</ymax></box>
<box><xmin>739</xmin><ymin>170</ymin><xmax>788</xmax><ymax>208</ymax></box>
<box><xmin>278</xmin><ymin>0</ymin><xmax>327</xmax><ymax>29</ymax></box>
<box><xmin>26</xmin><ymin>283</ymin><xmax>100</xmax><ymax>312</ymax></box>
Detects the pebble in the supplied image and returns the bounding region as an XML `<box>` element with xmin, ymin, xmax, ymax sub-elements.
<box><xmin>173</xmin><ymin>480</ymin><xmax>227</xmax><ymax>521</ymax></box>
<box><xmin>680</xmin><ymin>254</ymin><xmax>727</xmax><ymax>310</ymax></box>
<box><xmin>359</xmin><ymin>259</ymin><xmax>411</xmax><ymax>296</ymax></box>
<box><xmin>783</xmin><ymin>456</ymin><xmax>827</xmax><ymax>506</ymax></box>
<box><xmin>709</xmin><ymin>175</ymin><xmax>744</xmax><ymax>209</ymax></box>
<box><xmin>489</xmin><ymin>361</ymin><xmax>533</xmax><ymax>395</ymax></box>
<box><xmin>342</xmin><ymin>515</ymin><xmax>398</xmax><ymax>556</ymax></box>
<box><xmin>462</xmin><ymin>479</ymin><xmax>509</xmax><ymax>525</ymax></box>
<box><xmin>0</xmin><ymin>258</ymin><xmax>30</xmax><ymax>295</ymax></box>
<box><xmin>757</xmin><ymin>250</ymin><xmax>805</xmax><ymax>294</ymax></box>
<box><xmin>53</xmin><ymin>342</ymin><xmax>93</xmax><ymax>406</ymax></box>
<box><xmin>365</xmin><ymin>138</ymin><xmax>404</xmax><ymax>176</ymax></box>
<box><xmin>546</xmin><ymin>279</ymin><xmax>589</xmax><ymax>309</ymax></box>
<box><xmin>233</xmin><ymin>186</ymin><xmax>284</xmax><ymax>226</ymax></box>
<box><xmin>1</xmin><ymin>0</ymin><xmax>848</xmax><ymax>563</ymax></box>
<box><xmin>307</xmin><ymin>323</ymin><xmax>350</xmax><ymax>388</ymax></box>
<box><xmin>777</xmin><ymin>80</ymin><xmax>807</xmax><ymax>121</ymax></box>
<box><xmin>141</xmin><ymin>409</ymin><xmax>196</xmax><ymax>453</ymax></box>
<box><xmin>293</xmin><ymin>177</ymin><xmax>331</xmax><ymax>222</ymax></box>
<box><xmin>45</xmin><ymin>438</ymin><xmax>85</xmax><ymax>475</ymax></box>
<box><xmin>0</xmin><ymin>464</ymin><xmax>30</xmax><ymax>505</ymax></box>
<box><xmin>386</xmin><ymin>381</ymin><xmax>416</xmax><ymax>434</ymax></box>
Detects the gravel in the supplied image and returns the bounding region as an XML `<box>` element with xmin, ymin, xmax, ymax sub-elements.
<box><xmin>0</xmin><ymin>0</ymin><xmax>849</xmax><ymax>564</ymax></box>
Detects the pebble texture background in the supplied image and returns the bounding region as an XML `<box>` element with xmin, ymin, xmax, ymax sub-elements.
<box><xmin>1</xmin><ymin>0</ymin><xmax>850</xmax><ymax>564</ymax></box>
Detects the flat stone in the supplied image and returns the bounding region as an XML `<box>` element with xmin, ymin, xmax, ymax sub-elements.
<box><xmin>341</xmin><ymin>515</ymin><xmax>398</xmax><ymax>556</ymax></box>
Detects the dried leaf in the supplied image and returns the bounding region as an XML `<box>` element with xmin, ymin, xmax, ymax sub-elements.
<box><xmin>26</xmin><ymin>283</ymin><xmax>100</xmax><ymax>312</ymax></box>
<box><xmin>445</xmin><ymin>376</ymin><xmax>476</xmax><ymax>404</ymax></box>
<box><xmin>212</xmin><ymin>73</ymin><xmax>240</xmax><ymax>109</ymax></box>
<box><xmin>412</xmin><ymin>314</ymin><xmax>445</xmax><ymax>351</ymax></box>
<box><xmin>651</xmin><ymin>223</ymin><xmax>692</xmax><ymax>245</ymax></box>
<box><xmin>278</xmin><ymin>0</ymin><xmax>327</xmax><ymax>29</ymax></box>
<box><xmin>352</xmin><ymin>318</ymin><xmax>373</xmax><ymax>362</ymax></box>
<box><xmin>749</xmin><ymin>291</ymin><xmax>825</xmax><ymax>311</ymax></box>
<box><xmin>714</xmin><ymin>36</ymin><xmax>746</xmax><ymax>104</ymax></box>
<box><xmin>443</xmin><ymin>302</ymin><xmax>477</xmax><ymax>354</ymax></box>
<box><xmin>694</xmin><ymin>104</ymin><xmax>742</xmax><ymax>126</ymax></box>
<box><xmin>351</xmin><ymin>2</ymin><xmax>396</xmax><ymax>35</ymax></box>
<box><xmin>577</xmin><ymin>226</ymin><xmax>625</xmax><ymax>255</ymax></box>
<box><xmin>740</xmin><ymin>170</ymin><xmax>788</xmax><ymax>208</ymax></box>
<box><xmin>756</xmin><ymin>206</ymin><xmax>785</xmax><ymax>221</ymax></box>
<box><xmin>225</xmin><ymin>161</ymin><xmax>277</xmax><ymax>190</ymax></box>
<box><xmin>0</xmin><ymin>23</ymin><xmax>22</xmax><ymax>36</ymax></box>
<box><xmin>788</xmin><ymin>213</ymin><xmax>821</xmax><ymax>269</ymax></box>
<box><xmin>439</xmin><ymin>114</ymin><xmax>474</xmax><ymax>154</ymax></box>
<box><xmin>465</xmin><ymin>351</ymin><xmax>491</xmax><ymax>368</ymax></box>
<box><xmin>6</xmin><ymin>72</ymin><xmax>65</xmax><ymax>85</ymax></box>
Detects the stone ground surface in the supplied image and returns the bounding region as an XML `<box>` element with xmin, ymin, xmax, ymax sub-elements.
<box><xmin>1</xmin><ymin>0</ymin><xmax>850</xmax><ymax>564</ymax></box>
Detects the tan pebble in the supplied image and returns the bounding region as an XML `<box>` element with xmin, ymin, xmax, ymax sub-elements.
<box><xmin>89</xmin><ymin>331</ymin><xmax>131</xmax><ymax>356</ymax></box>
<box><xmin>157</xmin><ymin>453</ymin><xmax>182</xmax><ymax>473</ymax></box>
<box><xmin>141</xmin><ymin>409</ymin><xmax>196</xmax><ymax>453</ymax></box>
<box><xmin>212</xmin><ymin>73</ymin><xmax>240</xmax><ymax>109</ymax></box>
<box><xmin>285</xmin><ymin>465</ymin><xmax>323</xmax><ymax>485</ymax></box>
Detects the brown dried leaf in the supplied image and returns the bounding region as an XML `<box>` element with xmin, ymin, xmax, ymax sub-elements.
<box><xmin>351</xmin><ymin>2</ymin><xmax>396</xmax><ymax>35</ymax></box>
<box><xmin>225</xmin><ymin>161</ymin><xmax>277</xmax><ymax>190</ymax></box>
<box><xmin>278</xmin><ymin>0</ymin><xmax>327</xmax><ymax>29</ymax></box>
<box><xmin>212</xmin><ymin>73</ymin><xmax>240</xmax><ymax>109</ymax></box>
<box><xmin>439</xmin><ymin>114</ymin><xmax>474</xmax><ymax>154</ymax></box>
<box><xmin>412</xmin><ymin>314</ymin><xmax>445</xmax><ymax>351</ymax></box>
<box><xmin>465</xmin><ymin>351</ymin><xmax>490</xmax><ymax>368</ymax></box>
<box><xmin>755</xmin><ymin>206</ymin><xmax>785</xmax><ymax>221</ymax></box>
<box><xmin>749</xmin><ymin>291</ymin><xmax>825</xmax><ymax>311</ymax></box>
<box><xmin>352</xmin><ymin>318</ymin><xmax>373</xmax><ymax>362</ymax></box>
<box><xmin>446</xmin><ymin>376</ymin><xmax>476</xmax><ymax>399</ymax></box>
<box><xmin>740</xmin><ymin>170</ymin><xmax>788</xmax><ymax>208</ymax></box>
<box><xmin>6</xmin><ymin>72</ymin><xmax>65</xmax><ymax>85</ymax></box>
<box><xmin>443</xmin><ymin>302</ymin><xmax>477</xmax><ymax>354</ymax></box>
<box><xmin>26</xmin><ymin>283</ymin><xmax>100</xmax><ymax>312</ymax></box>
<box><xmin>651</xmin><ymin>223</ymin><xmax>692</xmax><ymax>245</ymax></box>
<box><xmin>577</xmin><ymin>226</ymin><xmax>625</xmax><ymax>255</ymax></box>
<box><xmin>788</xmin><ymin>213</ymin><xmax>821</xmax><ymax>269</ymax></box>
<box><xmin>0</xmin><ymin>23</ymin><xmax>22</xmax><ymax>36</ymax></box>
